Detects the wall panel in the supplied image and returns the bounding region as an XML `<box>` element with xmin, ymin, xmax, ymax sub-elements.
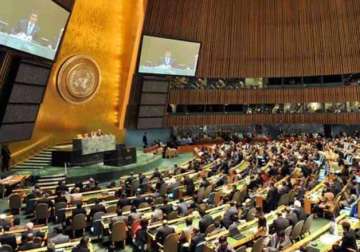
<box><xmin>165</xmin><ymin>113</ymin><xmax>360</xmax><ymax>127</ymax></box>
<box><xmin>144</xmin><ymin>0</ymin><xmax>360</xmax><ymax>77</ymax></box>
<box><xmin>169</xmin><ymin>86</ymin><xmax>360</xmax><ymax>105</ymax></box>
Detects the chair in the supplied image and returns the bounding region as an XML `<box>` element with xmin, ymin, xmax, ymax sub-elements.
<box><xmin>160</xmin><ymin>183</ymin><xmax>168</xmax><ymax>197</ymax></box>
<box><xmin>204</xmin><ymin>185</ymin><xmax>213</xmax><ymax>198</ymax></box>
<box><xmin>72</xmin><ymin>213</ymin><xmax>87</xmax><ymax>238</ymax></box>
<box><xmin>232</xmin><ymin>190</ymin><xmax>242</xmax><ymax>203</ymax></box>
<box><xmin>54</xmin><ymin>201</ymin><xmax>67</xmax><ymax>223</ymax></box>
<box><xmin>197</xmin><ymin>187</ymin><xmax>205</xmax><ymax>202</ymax></box>
<box><xmin>163</xmin><ymin>233</ymin><xmax>179</xmax><ymax>252</ymax></box>
<box><xmin>301</xmin><ymin>214</ymin><xmax>314</xmax><ymax>237</ymax></box>
<box><xmin>238</xmin><ymin>187</ymin><xmax>248</xmax><ymax>203</ymax></box>
<box><xmin>277</xmin><ymin>193</ymin><xmax>290</xmax><ymax>207</ymax></box>
<box><xmin>138</xmin><ymin>202</ymin><xmax>150</xmax><ymax>209</ymax></box>
<box><xmin>35</xmin><ymin>203</ymin><xmax>49</xmax><ymax>224</ymax></box>
<box><xmin>8</xmin><ymin>194</ymin><xmax>22</xmax><ymax>214</ymax></box>
<box><xmin>167</xmin><ymin>211</ymin><xmax>178</xmax><ymax>220</ymax></box>
<box><xmin>92</xmin><ymin>211</ymin><xmax>105</xmax><ymax>239</ymax></box>
<box><xmin>290</xmin><ymin>220</ymin><xmax>304</xmax><ymax>242</ymax></box>
<box><xmin>246</xmin><ymin>208</ymin><xmax>257</xmax><ymax>221</ymax></box>
<box><xmin>205</xmin><ymin>224</ymin><xmax>216</xmax><ymax>235</ymax></box>
<box><xmin>131</xmin><ymin>180</ymin><xmax>140</xmax><ymax>195</ymax></box>
<box><xmin>0</xmin><ymin>244</ymin><xmax>13</xmax><ymax>252</ymax></box>
<box><xmin>285</xmin><ymin>225</ymin><xmax>293</xmax><ymax>237</ymax></box>
<box><xmin>251</xmin><ymin>237</ymin><xmax>265</xmax><ymax>252</ymax></box>
<box><xmin>122</xmin><ymin>205</ymin><xmax>132</xmax><ymax>213</ymax></box>
<box><xmin>111</xmin><ymin>221</ymin><xmax>127</xmax><ymax>246</ymax></box>
<box><xmin>288</xmin><ymin>190</ymin><xmax>297</xmax><ymax>204</ymax></box>
<box><xmin>106</xmin><ymin>205</ymin><xmax>117</xmax><ymax>213</ymax></box>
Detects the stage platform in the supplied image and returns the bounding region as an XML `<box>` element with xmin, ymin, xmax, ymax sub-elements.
<box><xmin>11</xmin><ymin>149</ymin><xmax>193</xmax><ymax>183</ymax></box>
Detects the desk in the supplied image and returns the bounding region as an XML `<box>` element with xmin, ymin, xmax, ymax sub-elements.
<box><xmin>0</xmin><ymin>175</ymin><xmax>30</xmax><ymax>198</ymax></box>
<box><xmin>0</xmin><ymin>32</ymin><xmax>56</xmax><ymax>60</ymax></box>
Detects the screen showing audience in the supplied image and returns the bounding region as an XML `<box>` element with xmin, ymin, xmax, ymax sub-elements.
<box><xmin>0</xmin><ymin>0</ymin><xmax>70</xmax><ymax>60</ymax></box>
<box><xmin>138</xmin><ymin>35</ymin><xmax>200</xmax><ymax>77</ymax></box>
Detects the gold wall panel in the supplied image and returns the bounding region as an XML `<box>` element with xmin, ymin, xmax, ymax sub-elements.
<box><xmin>9</xmin><ymin>0</ymin><xmax>147</xmax><ymax>164</ymax></box>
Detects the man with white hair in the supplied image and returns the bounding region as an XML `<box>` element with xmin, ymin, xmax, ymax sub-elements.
<box><xmin>293</xmin><ymin>200</ymin><xmax>307</xmax><ymax>221</ymax></box>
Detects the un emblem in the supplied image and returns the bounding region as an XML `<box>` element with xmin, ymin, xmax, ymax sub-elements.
<box><xmin>57</xmin><ymin>55</ymin><xmax>101</xmax><ymax>104</ymax></box>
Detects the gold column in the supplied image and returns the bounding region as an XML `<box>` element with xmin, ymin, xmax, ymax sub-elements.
<box><xmin>10</xmin><ymin>0</ymin><xmax>148</xmax><ymax>164</ymax></box>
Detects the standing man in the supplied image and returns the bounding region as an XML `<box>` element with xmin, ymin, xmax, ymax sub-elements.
<box><xmin>142</xmin><ymin>132</ymin><xmax>148</xmax><ymax>148</ymax></box>
<box><xmin>1</xmin><ymin>145</ymin><xmax>10</xmax><ymax>173</ymax></box>
<box><xmin>12</xmin><ymin>12</ymin><xmax>40</xmax><ymax>41</ymax></box>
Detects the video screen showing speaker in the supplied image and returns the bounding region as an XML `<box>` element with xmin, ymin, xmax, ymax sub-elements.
<box><xmin>138</xmin><ymin>35</ymin><xmax>200</xmax><ymax>76</ymax></box>
<box><xmin>0</xmin><ymin>0</ymin><xmax>70</xmax><ymax>60</ymax></box>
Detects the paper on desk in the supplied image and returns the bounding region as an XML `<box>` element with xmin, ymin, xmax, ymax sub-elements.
<box><xmin>319</xmin><ymin>233</ymin><xmax>341</xmax><ymax>244</ymax></box>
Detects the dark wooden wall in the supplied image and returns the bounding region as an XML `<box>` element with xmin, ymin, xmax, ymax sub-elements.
<box><xmin>53</xmin><ymin>0</ymin><xmax>74</xmax><ymax>11</ymax></box>
<box><xmin>168</xmin><ymin>86</ymin><xmax>360</xmax><ymax>105</ymax></box>
<box><xmin>165</xmin><ymin>113</ymin><xmax>360</xmax><ymax>127</ymax></box>
<box><xmin>144</xmin><ymin>0</ymin><xmax>360</xmax><ymax>78</ymax></box>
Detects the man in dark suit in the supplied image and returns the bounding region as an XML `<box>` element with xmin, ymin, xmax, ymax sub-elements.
<box><xmin>159</xmin><ymin>51</ymin><xmax>175</xmax><ymax>68</ymax></box>
<box><xmin>198</xmin><ymin>209</ymin><xmax>214</xmax><ymax>233</ymax></box>
<box><xmin>12</xmin><ymin>12</ymin><xmax>40</xmax><ymax>41</ymax></box>
<box><xmin>155</xmin><ymin>221</ymin><xmax>175</xmax><ymax>244</ymax></box>
<box><xmin>0</xmin><ymin>225</ymin><xmax>17</xmax><ymax>250</ymax></box>
<box><xmin>270</xmin><ymin>212</ymin><xmax>290</xmax><ymax>234</ymax></box>
<box><xmin>143</xmin><ymin>132</ymin><xmax>148</xmax><ymax>148</ymax></box>
<box><xmin>190</xmin><ymin>228</ymin><xmax>205</xmax><ymax>252</ymax></box>
<box><xmin>72</xmin><ymin>203</ymin><xmax>86</xmax><ymax>217</ymax></box>
<box><xmin>265</xmin><ymin>182</ymin><xmax>279</xmax><ymax>212</ymax></box>
<box><xmin>338</xmin><ymin>221</ymin><xmax>358</xmax><ymax>251</ymax></box>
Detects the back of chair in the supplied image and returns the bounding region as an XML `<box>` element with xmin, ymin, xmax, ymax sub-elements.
<box><xmin>251</xmin><ymin>237</ymin><xmax>264</xmax><ymax>252</ymax></box>
<box><xmin>205</xmin><ymin>224</ymin><xmax>216</xmax><ymax>235</ymax></box>
<box><xmin>9</xmin><ymin>194</ymin><xmax>21</xmax><ymax>211</ymax></box>
<box><xmin>246</xmin><ymin>208</ymin><xmax>257</xmax><ymax>221</ymax></box>
<box><xmin>163</xmin><ymin>233</ymin><xmax>179</xmax><ymax>252</ymax></box>
<box><xmin>54</xmin><ymin>201</ymin><xmax>67</xmax><ymax>223</ymax></box>
<box><xmin>111</xmin><ymin>221</ymin><xmax>127</xmax><ymax>242</ymax></box>
<box><xmin>238</xmin><ymin>186</ymin><xmax>248</xmax><ymax>203</ymax></box>
<box><xmin>0</xmin><ymin>244</ymin><xmax>13</xmax><ymax>252</ymax></box>
<box><xmin>138</xmin><ymin>202</ymin><xmax>150</xmax><ymax>209</ymax></box>
<box><xmin>231</xmin><ymin>190</ymin><xmax>241</xmax><ymax>203</ymax></box>
<box><xmin>204</xmin><ymin>185</ymin><xmax>213</xmax><ymax>198</ymax></box>
<box><xmin>290</xmin><ymin>220</ymin><xmax>304</xmax><ymax>241</ymax></box>
<box><xmin>122</xmin><ymin>205</ymin><xmax>132</xmax><ymax>213</ymax></box>
<box><xmin>131</xmin><ymin>180</ymin><xmax>140</xmax><ymax>194</ymax></box>
<box><xmin>277</xmin><ymin>193</ymin><xmax>290</xmax><ymax>207</ymax></box>
<box><xmin>92</xmin><ymin>211</ymin><xmax>105</xmax><ymax>236</ymax></box>
<box><xmin>106</xmin><ymin>205</ymin><xmax>117</xmax><ymax>213</ymax></box>
<box><xmin>301</xmin><ymin>214</ymin><xmax>313</xmax><ymax>236</ymax></box>
<box><xmin>167</xmin><ymin>211</ymin><xmax>179</xmax><ymax>220</ymax></box>
<box><xmin>72</xmin><ymin>213</ymin><xmax>87</xmax><ymax>231</ymax></box>
<box><xmin>285</xmin><ymin>225</ymin><xmax>293</xmax><ymax>237</ymax></box>
<box><xmin>197</xmin><ymin>187</ymin><xmax>205</xmax><ymax>202</ymax></box>
<box><xmin>35</xmin><ymin>203</ymin><xmax>49</xmax><ymax>223</ymax></box>
<box><xmin>160</xmin><ymin>183</ymin><xmax>168</xmax><ymax>196</ymax></box>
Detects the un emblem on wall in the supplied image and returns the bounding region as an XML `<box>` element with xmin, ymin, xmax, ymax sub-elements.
<box><xmin>57</xmin><ymin>55</ymin><xmax>101</xmax><ymax>104</ymax></box>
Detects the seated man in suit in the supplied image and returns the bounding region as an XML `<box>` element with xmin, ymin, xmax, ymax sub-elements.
<box><xmin>333</xmin><ymin>221</ymin><xmax>358</xmax><ymax>252</ymax></box>
<box><xmin>223</xmin><ymin>202</ymin><xmax>239</xmax><ymax>228</ymax></box>
<box><xmin>0</xmin><ymin>224</ymin><xmax>17</xmax><ymax>250</ymax></box>
<box><xmin>269</xmin><ymin>211</ymin><xmax>290</xmax><ymax>235</ymax></box>
<box><xmin>72</xmin><ymin>203</ymin><xmax>86</xmax><ymax>217</ymax></box>
<box><xmin>155</xmin><ymin>220</ymin><xmax>175</xmax><ymax>245</ymax></box>
<box><xmin>48</xmin><ymin>226</ymin><xmax>70</xmax><ymax>244</ymax></box>
<box><xmin>198</xmin><ymin>209</ymin><xmax>214</xmax><ymax>233</ymax></box>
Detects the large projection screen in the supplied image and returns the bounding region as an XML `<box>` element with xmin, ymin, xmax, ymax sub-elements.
<box><xmin>138</xmin><ymin>35</ymin><xmax>200</xmax><ymax>76</ymax></box>
<box><xmin>0</xmin><ymin>0</ymin><xmax>70</xmax><ymax>60</ymax></box>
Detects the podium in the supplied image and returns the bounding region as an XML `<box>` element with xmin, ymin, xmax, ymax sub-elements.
<box><xmin>51</xmin><ymin>135</ymin><xmax>136</xmax><ymax>167</ymax></box>
<box><xmin>104</xmin><ymin>145</ymin><xmax>137</xmax><ymax>166</ymax></box>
